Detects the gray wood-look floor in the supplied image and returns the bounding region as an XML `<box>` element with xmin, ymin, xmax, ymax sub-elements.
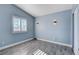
<box><xmin>0</xmin><ymin>39</ymin><xmax>74</xmax><ymax>55</ymax></box>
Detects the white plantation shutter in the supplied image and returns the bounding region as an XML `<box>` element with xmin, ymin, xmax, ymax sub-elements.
<box><xmin>13</xmin><ymin>16</ymin><xmax>20</xmax><ymax>32</ymax></box>
<box><xmin>21</xmin><ymin>19</ymin><xmax>27</xmax><ymax>32</ymax></box>
<box><xmin>13</xmin><ymin>16</ymin><xmax>27</xmax><ymax>33</ymax></box>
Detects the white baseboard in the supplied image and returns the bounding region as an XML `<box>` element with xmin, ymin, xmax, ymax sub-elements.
<box><xmin>0</xmin><ymin>38</ymin><xmax>33</xmax><ymax>50</ymax></box>
<box><xmin>37</xmin><ymin>38</ymin><xmax>72</xmax><ymax>48</ymax></box>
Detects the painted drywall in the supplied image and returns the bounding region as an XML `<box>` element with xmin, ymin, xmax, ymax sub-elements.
<box><xmin>35</xmin><ymin>10</ymin><xmax>72</xmax><ymax>45</ymax></box>
<box><xmin>0</xmin><ymin>4</ymin><xmax>35</xmax><ymax>47</ymax></box>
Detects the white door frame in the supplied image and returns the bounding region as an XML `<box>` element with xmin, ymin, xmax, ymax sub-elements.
<box><xmin>74</xmin><ymin>7</ymin><xmax>79</xmax><ymax>55</ymax></box>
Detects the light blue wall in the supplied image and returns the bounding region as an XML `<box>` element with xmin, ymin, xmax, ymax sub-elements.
<box><xmin>35</xmin><ymin>10</ymin><xmax>72</xmax><ymax>45</ymax></box>
<box><xmin>0</xmin><ymin>4</ymin><xmax>35</xmax><ymax>47</ymax></box>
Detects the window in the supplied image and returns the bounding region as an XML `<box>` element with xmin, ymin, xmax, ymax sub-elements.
<box><xmin>12</xmin><ymin>16</ymin><xmax>27</xmax><ymax>33</ymax></box>
<box><xmin>21</xmin><ymin>19</ymin><xmax>27</xmax><ymax>32</ymax></box>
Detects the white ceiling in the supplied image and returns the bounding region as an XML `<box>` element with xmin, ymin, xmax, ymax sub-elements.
<box><xmin>16</xmin><ymin>4</ymin><xmax>72</xmax><ymax>17</ymax></box>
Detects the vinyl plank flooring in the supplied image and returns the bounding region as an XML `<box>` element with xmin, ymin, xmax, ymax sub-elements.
<box><xmin>0</xmin><ymin>39</ymin><xmax>74</xmax><ymax>55</ymax></box>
